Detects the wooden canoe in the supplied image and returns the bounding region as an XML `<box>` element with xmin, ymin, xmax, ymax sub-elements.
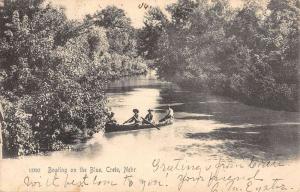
<box><xmin>105</xmin><ymin>119</ymin><xmax>173</xmax><ymax>133</ymax></box>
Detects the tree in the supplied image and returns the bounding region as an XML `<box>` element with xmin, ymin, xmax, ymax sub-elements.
<box><xmin>264</xmin><ymin>0</ymin><xmax>299</xmax><ymax>84</ymax></box>
<box><xmin>167</xmin><ymin>0</ymin><xmax>199</xmax><ymax>28</ymax></box>
<box><xmin>0</xmin><ymin>0</ymin><xmax>44</xmax><ymax>36</ymax></box>
<box><xmin>0</xmin><ymin>4</ymin><xmax>109</xmax><ymax>156</ymax></box>
<box><xmin>93</xmin><ymin>6</ymin><xmax>131</xmax><ymax>29</ymax></box>
<box><xmin>141</xmin><ymin>0</ymin><xmax>299</xmax><ymax>111</ymax></box>
<box><xmin>87</xmin><ymin>6</ymin><xmax>147</xmax><ymax>76</ymax></box>
<box><xmin>137</xmin><ymin>7</ymin><xmax>168</xmax><ymax>60</ymax></box>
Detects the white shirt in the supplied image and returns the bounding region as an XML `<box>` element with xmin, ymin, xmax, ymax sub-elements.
<box><xmin>167</xmin><ymin>108</ymin><xmax>174</xmax><ymax>117</ymax></box>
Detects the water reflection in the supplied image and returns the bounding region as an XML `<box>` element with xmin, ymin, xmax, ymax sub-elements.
<box><xmin>185</xmin><ymin>124</ymin><xmax>300</xmax><ymax>160</ymax></box>
<box><xmin>104</xmin><ymin>74</ymin><xmax>300</xmax><ymax>161</ymax></box>
<box><xmin>16</xmin><ymin>74</ymin><xmax>299</xmax><ymax>162</ymax></box>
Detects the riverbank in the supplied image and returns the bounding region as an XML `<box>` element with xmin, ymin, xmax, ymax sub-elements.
<box><xmin>1</xmin><ymin>74</ymin><xmax>299</xmax><ymax>192</ymax></box>
<box><xmin>138</xmin><ymin>0</ymin><xmax>299</xmax><ymax>113</ymax></box>
<box><xmin>106</xmin><ymin>74</ymin><xmax>300</xmax><ymax>161</ymax></box>
<box><xmin>0</xmin><ymin>2</ymin><xmax>148</xmax><ymax>158</ymax></box>
<box><xmin>171</xmin><ymin>78</ymin><xmax>299</xmax><ymax>112</ymax></box>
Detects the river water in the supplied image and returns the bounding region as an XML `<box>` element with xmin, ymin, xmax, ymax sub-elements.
<box><xmin>1</xmin><ymin>73</ymin><xmax>300</xmax><ymax>192</ymax></box>
<box><xmin>103</xmin><ymin>73</ymin><xmax>300</xmax><ymax>161</ymax></box>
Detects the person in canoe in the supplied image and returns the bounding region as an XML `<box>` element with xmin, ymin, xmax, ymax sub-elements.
<box><xmin>159</xmin><ymin>105</ymin><xmax>174</xmax><ymax>122</ymax></box>
<box><xmin>106</xmin><ymin>112</ymin><xmax>117</xmax><ymax>125</ymax></box>
<box><xmin>123</xmin><ymin>109</ymin><xmax>142</xmax><ymax>125</ymax></box>
<box><xmin>143</xmin><ymin>109</ymin><xmax>154</xmax><ymax>124</ymax></box>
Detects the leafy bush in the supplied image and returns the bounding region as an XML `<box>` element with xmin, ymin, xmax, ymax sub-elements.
<box><xmin>139</xmin><ymin>0</ymin><xmax>299</xmax><ymax>111</ymax></box>
<box><xmin>0</xmin><ymin>2</ymin><xmax>148</xmax><ymax>157</ymax></box>
<box><xmin>2</xmin><ymin>98</ymin><xmax>38</xmax><ymax>157</ymax></box>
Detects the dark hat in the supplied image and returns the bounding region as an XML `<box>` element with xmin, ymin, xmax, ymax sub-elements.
<box><xmin>133</xmin><ymin>109</ymin><xmax>139</xmax><ymax>113</ymax></box>
<box><xmin>148</xmin><ymin>109</ymin><xmax>153</xmax><ymax>112</ymax></box>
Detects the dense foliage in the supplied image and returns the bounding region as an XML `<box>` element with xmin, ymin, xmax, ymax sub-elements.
<box><xmin>86</xmin><ymin>6</ymin><xmax>147</xmax><ymax>78</ymax></box>
<box><xmin>0</xmin><ymin>1</ymin><xmax>147</xmax><ymax>156</ymax></box>
<box><xmin>138</xmin><ymin>0</ymin><xmax>299</xmax><ymax>111</ymax></box>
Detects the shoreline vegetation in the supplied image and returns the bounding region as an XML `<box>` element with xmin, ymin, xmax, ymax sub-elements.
<box><xmin>0</xmin><ymin>0</ymin><xmax>298</xmax><ymax>157</ymax></box>
<box><xmin>0</xmin><ymin>0</ymin><xmax>147</xmax><ymax>157</ymax></box>
<box><xmin>137</xmin><ymin>0</ymin><xmax>299</xmax><ymax>112</ymax></box>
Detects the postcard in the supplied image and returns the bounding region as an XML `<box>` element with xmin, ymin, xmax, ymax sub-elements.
<box><xmin>0</xmin><ymin>0</ymin><xmax>299</xmax><ymax>191</ymax></box>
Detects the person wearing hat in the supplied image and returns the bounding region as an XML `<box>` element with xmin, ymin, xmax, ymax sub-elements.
<box><xmin>123</xmin><ymin>109</ymin><xmax>142</xmax><ymax>125</ymax></box>
<box><xmin>159</xmin><ymin>105</ymin><xmax>174</xmax><ymax>122</ymax></box>
<box><xmin>143</xmin><ymin>109</ymin><xmax>154</xmax><ymax>124</ymax></box>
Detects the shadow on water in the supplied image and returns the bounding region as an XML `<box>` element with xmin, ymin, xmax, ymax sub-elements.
<box><xmin>184</xmin><ymin>124</ymin><xmax>300</xmax><ymax>160</ymax></box>
<box><xmin>159</xmin><ymin>86</ymin><xmax>300</xmax><ymax>160</ymax></box>
<box><xmin>176</xmin><ymin>116</ymin><xmax>212</xmax><ymax>120</ymax></box>
<box><xmin>104</xmin><ymin>129</ymin><xmax>148</xmax><ymax>139</ymax></box>
<box><xmin>107</xmin><ymin>74</ymin><xmax>172</xmax><ymax>93</ymax></box>
<box><xmin>159</xmin><ymin>88</ymin><xmax>299</xmax><ymax>125</ymax></box>
<box><xmin>12</xmin><ymin>74</ymin><xmax>298</xmax><ymax>162</ymax></box>
<box><xmin>98</xmin><ymin>75</ymin><xmax>300</xmax><ymax>161</ymax></box>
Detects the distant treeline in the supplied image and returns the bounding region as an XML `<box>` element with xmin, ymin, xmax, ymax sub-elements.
<box><xmin>138</xmin><ymin>0</ymin><xmax>299</xmax><ymax>111</ymax></box>
<box><xmin>0</xmin><ymin>0</ymin><xmax>147</xmax><ymax>156</ymax></box>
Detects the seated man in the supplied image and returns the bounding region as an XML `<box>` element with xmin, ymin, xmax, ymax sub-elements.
<box><xmin>123</xmin><ymin>109</ymin><xmax>142</xmax><ymax>125</ymax></box>
<box><xmin>106</xmin><ymin>112</ymin><xmax>117</xmax><ymax>125</ymax></box>
<box><xmin>143</xmin><ymin>109</ymin><xmax>154</xmax><ymax>124</ymax></box>
<box><xmin>159</xmin><ymin>105</ymin><xmax>174</xmax><ymax>122</ymax></box>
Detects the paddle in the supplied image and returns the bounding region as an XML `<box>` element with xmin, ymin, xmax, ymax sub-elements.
<box><xmin>141</xmin><ymin>117</ymin><xmax>160</xmax><ymax>130</ymax></box>
<box><xmin>123</xmin><ymin>117</ymin><xmax>132</xmax><ymax>124</ymax></box>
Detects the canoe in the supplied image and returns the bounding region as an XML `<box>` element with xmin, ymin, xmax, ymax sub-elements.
<box><xmin>105</xmin><ymin>119</ymin><xmax>173</xmax><ymax>133</ymax></box>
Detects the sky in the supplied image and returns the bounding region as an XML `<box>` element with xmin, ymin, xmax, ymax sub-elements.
<box><xmin>49</xmin><ymin>0</ymin><xmax>244</xmax><ymax>28</ymax></box>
